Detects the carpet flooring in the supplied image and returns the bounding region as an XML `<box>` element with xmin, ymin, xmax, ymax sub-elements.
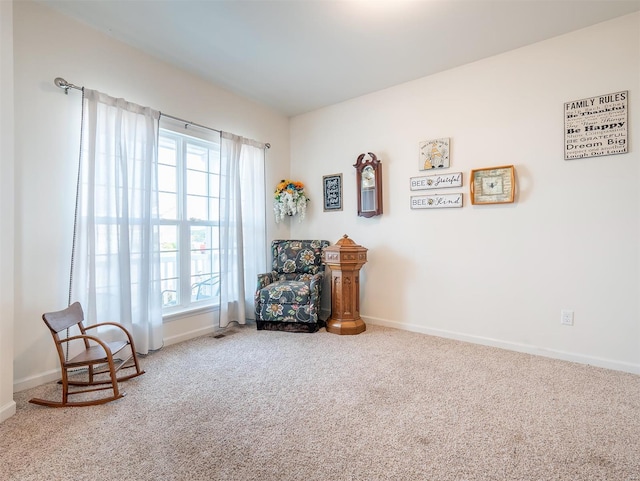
<box><xmin>2</xmin><ymin>323</ymin><xmax>639</xmax><ymax>481</ymax></box>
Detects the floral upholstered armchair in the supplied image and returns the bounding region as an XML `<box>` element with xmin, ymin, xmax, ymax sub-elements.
<box><xmin>255</xmin><ymin>239</ymin><xmax>330</xmax><ymax>332</ymax></box>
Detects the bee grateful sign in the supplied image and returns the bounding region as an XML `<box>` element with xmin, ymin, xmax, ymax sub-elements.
<box><xmin>564</xmin><ymin>91</ymin><xmax>627</xmax><ymax>160</ymax></box>
<box><xmin>410</xmin><ymin>172</ymin><xmax>462</xmax><ymax>191</ymax></box>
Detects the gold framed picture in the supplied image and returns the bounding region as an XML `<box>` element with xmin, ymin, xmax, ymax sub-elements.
<box><xmin>470</xmin><ymin>165</ymin><xmax>515</xmax><ymax>205</ymax></box>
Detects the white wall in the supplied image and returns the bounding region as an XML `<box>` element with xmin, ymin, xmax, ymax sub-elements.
<box><xmin>290</xmin><ymin>13</ymin><xmax>640</xmax><ymax>373</ymax></box>
<box><xmin>12</xmin><ymin>1</ymin><xmax>290</xmax><ymax>391</ymax></box>
<box><xmin>1</xmin><ymin>0</ymin><xmax>17</xmax><ymax>422</ymax></box>
<box><xmin>8</xmin><ymin>4</ymin><xmax>639</xmax><ymax>400</ymax></box>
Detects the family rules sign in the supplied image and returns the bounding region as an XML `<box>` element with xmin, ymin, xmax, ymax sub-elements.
<box><xmin>564</xmin><ymin>91</ymin><xmax>628</xmax><ymax>160</ymax></box>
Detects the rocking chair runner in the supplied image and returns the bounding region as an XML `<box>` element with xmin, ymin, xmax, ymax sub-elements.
<box><xmin>29</xmin><ymin>302</ymin><xmax>145</xmax><ymax>407</ymax></box>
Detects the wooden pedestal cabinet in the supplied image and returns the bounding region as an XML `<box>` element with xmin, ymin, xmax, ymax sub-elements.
<box><xmin>322</xmin><ymin>235</ymin><xmax>368</xmax><ymax>335</ymax></box>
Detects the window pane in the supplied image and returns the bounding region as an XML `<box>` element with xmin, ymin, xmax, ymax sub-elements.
<box><xmin>209</xmin><ymin>173</ymin><xmax>220</xmax><ymax>197</ymax></box>
<box><xmin>190</xmin><ymin>226</ymin><xmax>209</xmax><ymax>251</ymax></box>
<box><xmin>159</xmin><ymin>192</ymin><xmax>177</xmax><ymax>220</ymax></box>
<box><xmin>159</xmin><ymin>129</ymin><xmax>223</xmax><ymax>314</ymax></box>
<box><xmin>191</xmin><ymin>250</ymin><xmax>212</xmax><ymax>278</ymax></box>
<box><xmin>209</xmin><ymin>198</ymin><xmax>219</xmax><ymax>222</ymax></box>
<box><xmin>160</xmin><ymin>225</ymin><xmax>178</xmax><ymax>251</ymax></box>
<box><xmin>159</xmin><ymin>137</ymin><xmax>177</xmax><ymax>166</ymax></box>
<box><xmin>162</xmin><ymin>278</ymin><xmax>179</xmax><ymax>307</ymax></box>
<box><xmin>158</xmin><ymin>164</ymin><xmax>176</xmax><ymax>193</ymax></box>
<box><xmin>94</xmin><ymin>185</ymin><xmax>110</xmax><ymax>218</ymax></box>
<box><xmin>187</xmin><ymin>169</ymin><xmax>208</xmax><ymax>196</ymax></box>
<box><xmin>187</xmin><ymin>195</ymin><xmax>208</xmax><ymax>221</ymax></box>
<box><xmin>160</xmin><ymin>226</ymin><xmax>178</xmax><ymax>278</ymax></box>
<box><xmin>191</xmin><ymin>228</ymin><xmax>212</xmax><ymax>270</ymax></box>
<box><xmin>95</xmin><ymin>224</ymin><xmax>116</xmax><ymax>256</ymax></box>
<box><xmin>190</xmin><ymin>225</ymin><xmax>218</xmax><ymax>303</ymax></box>
<box><xmin>160</xmin><ymin>224</ymin><xmax>179</xmax><ymax>308</ymax></box>
<box><xmin>210</xmin><ymin>226</ymin><xmax>220</xmax><ymax>249</ymax></box>
<box><xmin>186</xmin><ymin>143</ymin><xmax>208</xmax><ymax>171</ymax></box>
<box><xmin>209</xmin><ymin>148</ymin><xmax>220</xmax><ymax>174</ymax></box>
<box><xmin>191</xmin><ymin>274</ymin><xmax>218</xmax><ymax>302</ymax></box>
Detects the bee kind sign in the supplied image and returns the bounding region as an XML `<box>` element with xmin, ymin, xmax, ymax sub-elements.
<box><xmin>564</xmin><ymin>91</ymin><xmax>627</xmax><ymax>160</ymax></box>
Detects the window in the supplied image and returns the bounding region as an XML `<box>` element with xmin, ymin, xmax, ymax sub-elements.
<box><xmin>158</xmin><ymin>121</ymin><xmax>222</xmax><ymax>315</ymax></box>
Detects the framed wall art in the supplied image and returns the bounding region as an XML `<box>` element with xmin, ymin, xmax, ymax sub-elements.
<box><xmin>323</xmin><ymin>173</ymin><xmax>343</xmax><ymax>211</ymax></box>
<box><xmin>419</xmin><ymin>137</ymin><xmax>450</xmax><ymax>170</ymax></box>
<box><xmin>564</xmin><ymin>90</ymin><xmax>627</xmax><ymax>160</ymax></box>
<box><xmin>354</xmin><ymin>153</ymin><xmax>383</xmax><ymax>217</ymax></box>
<box><xmin>410</xmin><ymin>193</ymin><xmax>462</xmax><ymax>209</ymax></box>
<box><xmin>470</xmin><ymin>165</ymin><xmax>515</xmax><ymax>205</ymax></box>
<box><xmin>410</xmin><ymin>172</ymin><xmax>462</xmax><ymax>191</ymax></box>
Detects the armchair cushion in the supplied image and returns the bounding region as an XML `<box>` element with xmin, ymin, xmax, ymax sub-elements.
<box><xmin>257</xmin><ymin>280</ymin><xmax>311</xmax><ymax>314</ymax></box>
<box><xmin>274</xmin><ymin>240</ymin><xmax>325</xmax><ymax>275</ymax></box>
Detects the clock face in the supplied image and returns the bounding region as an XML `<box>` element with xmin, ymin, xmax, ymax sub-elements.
<box><xmin>362</xmin><ymin>166</ymin><xmax>375</xmax><ymax>189</ymax></box>
<box><xmin>482</xmin><ymin>176</ymin><xmax>503</xmax><ymax>195</ymax></box>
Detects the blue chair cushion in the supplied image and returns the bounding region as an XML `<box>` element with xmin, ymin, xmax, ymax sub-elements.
<box><xmin>259</xmin><ymin>280</ymin><xmax>311</xmax><ymax>305</ymax></box>
<box><xmin>273</xmin><ymin>240</ymin><xmax>326</xmax><ymax>275</ymax></box>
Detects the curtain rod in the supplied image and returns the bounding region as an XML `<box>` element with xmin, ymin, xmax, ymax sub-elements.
<box><xmin>53</xmin><ymin>77</ymin><xmax>271</xmax><ymax>149</ymax></box>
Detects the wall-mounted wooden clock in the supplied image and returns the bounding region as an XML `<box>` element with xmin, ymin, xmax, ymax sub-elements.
<box><xmin>354</xmin><ymin>152</ymin><xmax>383</xmax><ymax>218</ymax></box>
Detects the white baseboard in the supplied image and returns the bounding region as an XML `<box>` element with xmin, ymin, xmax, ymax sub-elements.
<box><xmin>0</xmin><ymin>400</ymin><xmax>16</xmax><ymax>423</ymax></box>
<box><xmin>14</xmin><ymin>325</ymin><xmax>219</xmax><ymax>393</ymax></box>
<box><xmin>162</xmin><ymin>325</ymin><xmax>216</xmax><ymax>347</ymax></box>
<box><xmin>364</xmin><ymin>316</ymin><xmax>640</xmax><ymax>375</ymax></box>
<box><xmin>14</xmin><ymin>316</ymin><xmax>637</xmax><ymax>393</ymax></box>
<box><xmin>13</xmin><ymin>368</ymin><xmax>61</xmax><ymax>393</ymax></box>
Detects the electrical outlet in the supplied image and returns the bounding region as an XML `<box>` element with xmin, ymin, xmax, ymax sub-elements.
<box><xmin>560</xmin><ymin>309</ymin><xmax>574</xmax><ymax>326</ymax></box>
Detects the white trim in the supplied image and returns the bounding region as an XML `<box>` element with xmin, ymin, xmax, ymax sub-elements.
<box><xmin>363</xmin><ymin>316</ymin><xmax>640</xmax><ymax>375</ymax></box>
<box><xmin>163</xmin><ymin>304</ymin><xmax>216</xmax><ymax>323</ymax></box>
<box><xmin>162</xmin><ymin>325</ymin><xmax>216</xmax><ymax>347</ymax></box>
<box><xmin>0</xmin><ymin>400</ymin><xmax>16</xmax><ymax>423</ymax></box>
<box><xmin>13</xmin><ymin>368</ymin><xmax>61</xmax><ymax>393</ymax></box>
<box><xmin>14</xmin><ymin>322</ymin><xmax>218</xmax><ymax>392</ymax></box>
<box><xmin>16</xmin><ymin>313</ymin><xmax>636</xmax><ymax>394</ymax></box>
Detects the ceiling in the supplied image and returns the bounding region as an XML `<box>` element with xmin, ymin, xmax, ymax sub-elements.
<box><xmin>40</xmin><ymin>0</ymin><xmax>640</xmax><ymax>117</ymax></box>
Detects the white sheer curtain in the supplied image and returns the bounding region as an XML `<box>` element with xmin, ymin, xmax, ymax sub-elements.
<box><xmin>219</xmin><ymin>133</ymin><xmax>267</xmax><ymax>328</ymax></box>
<box><xmin>70</xmin><ymin>89</ymin><xmax>163</xmax><ymax>354</ymax></box>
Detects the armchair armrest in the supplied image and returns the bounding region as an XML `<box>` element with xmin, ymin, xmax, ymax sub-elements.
<box><xmin>256</xmin><ymin>271</ymin><xmax>278</xmax><ymax>290</ymax></box>
<box><xmin>309</xmin><ymin>272</ymin><xmax>324</xmax><ymax>298</ymax></box>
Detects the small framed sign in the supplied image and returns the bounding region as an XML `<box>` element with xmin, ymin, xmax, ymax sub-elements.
<box><xmin>564</xmin><ymin>91</ymin><xmax>628</xmax><ymax>160</ymax></box>
<box><xmin>470</xmin><ymin>165</ymin><xmax>515</xmax><ymax>205</ymax></box>
<box><xmin>419</xmin><ymin>137</ymin><xmax>450</xmax><ymax>170</ymax></box>
<box><xmin>410</xmin><ymin>193</ymin><xmax>463</xmax><ymax>209</ymax></box>
<box><xmin>410</xmin><ymin>172</ymin><xmax>462</xmax><ymax>191</ymax></box>
<box><xmin>323</xmin><ymin>174</ymin><xmax>343</xmax><ymax>211</ymax></box>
